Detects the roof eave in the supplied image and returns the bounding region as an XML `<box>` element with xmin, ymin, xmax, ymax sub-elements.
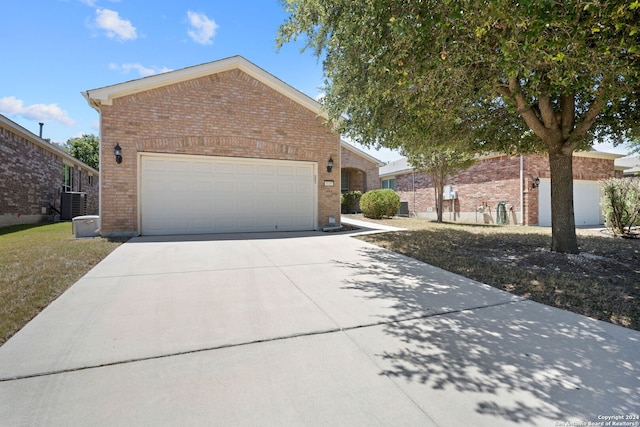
<box><xmin>83</xmin><ymin>56</ymin><xmax>328</xmax><ymax>119</ymax></box>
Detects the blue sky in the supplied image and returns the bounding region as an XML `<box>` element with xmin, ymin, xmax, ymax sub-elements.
<box><xmin>0</xmin><ymin>0</ymin><xmax>401</xmax><ymax>161</ymax></box>
<box><xmin>0</xmin><ymin>1</ymin><xmax>630</xmax><ymax>160</ymax></box>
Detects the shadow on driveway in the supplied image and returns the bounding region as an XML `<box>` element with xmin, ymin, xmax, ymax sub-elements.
<box><xmin>338</xmin><ymin>245</ymin><xmax>640</xmax><ymax>426</ymax></box>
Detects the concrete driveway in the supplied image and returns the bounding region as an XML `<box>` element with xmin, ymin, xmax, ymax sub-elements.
<box><xmin>1</xmin><ymin>221</ymin><xmax>639</xmax><ymax>426</ymax></box>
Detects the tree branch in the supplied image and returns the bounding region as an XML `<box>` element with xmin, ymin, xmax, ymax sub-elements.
<box><xmin>560</xmin><ymin>93</ymin><xmax>575</xmax><ymax>140</ymax></box>
<box><xmin>539</xmin><ymin>92</ymin><xmax>558</xmax><ymax>130</ymax></box>
<box><xmin>573</xmin><ymin>97</ymin><xmax>605</xmax><ymax>138</ymax></box>
<box><xmin>500</xmin><ymin>78</ymin><xmax>551</xmax><ymax>143</ymax></box>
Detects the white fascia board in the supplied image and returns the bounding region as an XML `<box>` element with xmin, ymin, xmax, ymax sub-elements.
<box><xmin>83</xmin><ymin>56</ymin><xmax>328</xmax><ymax>119</ymax></box>
<box><xmin>0</xmin><ymin>114</ymin><xmax>98</xmax><ymax>175</ymax></box>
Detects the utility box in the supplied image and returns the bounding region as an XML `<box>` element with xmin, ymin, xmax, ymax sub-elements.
<box><xmin>397</xmin><ymin>201</ymin><xmax>409</xmax><ymax>217</ymax></box>
<box><xmin>72</xmin><ymin>215</ymin><xmax>100</xmax><ymax>238</ymax></box>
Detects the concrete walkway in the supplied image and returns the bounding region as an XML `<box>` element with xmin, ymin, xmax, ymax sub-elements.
<box><xmin>1</xmin><ymin>222</ymin><xmax>638</xmax><ymax>426</ymax></box>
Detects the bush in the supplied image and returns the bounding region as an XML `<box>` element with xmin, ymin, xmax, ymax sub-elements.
<box><xmin>601</xmin><ymin>177</ymin><xmax>640</xmax><ymax>237</ymax></box>
<box><xmin>341</xmin><ymin>190</ymin><xmax>362</xmax><ymax>214</ymax></box>
<box><xmin>360</xmin><ymin>189</ymin><xmax>400</xmax><ymax>219</ymax></box>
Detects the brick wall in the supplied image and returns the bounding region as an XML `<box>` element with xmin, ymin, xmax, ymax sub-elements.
<box><xmin>98</xmin><ymin>69</ymin><xmax>340</xmax><ymax>235</ymax></box>
<box><xmin>340</xmin><ymin>146</ymin><xmax>380</xmax><ymax>192</ymax></box>
<box><xmin>0</xmin><ymin>124</ymin><xmax>61</xmax><ymax>225</ymax></box>
<box><xmin>0</xmin><ymin>122</ymin><xmax>99</xmax><ymax>226</ymax></box>
<box><xmin>393</xmin><ymin>154</ymin><xmax>616</xmax><ymax>225</ymax></box>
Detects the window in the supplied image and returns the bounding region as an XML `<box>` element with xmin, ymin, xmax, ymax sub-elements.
<box><xmin>62</xmin><ymin>165</ymin><xmax>73</xmax><ymax>192</ymax></box>
<box><xmin>382</xmin><ymin>178</ymin><xmax>396</xmax><ymax>191</ymax></box>
<box><xmin>88</xmin><ymin>175</ymin><xmax>94</xmax><ymax>186</ymax></box>
<box><xmin>341</xmin><ymin>170</ymin><xmax>350</xmax><ymax>193</ymax></box>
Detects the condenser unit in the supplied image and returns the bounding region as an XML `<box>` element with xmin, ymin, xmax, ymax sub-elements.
<box><xmin>60</xmin><ymin>192</ymin><xmax>87</xmax><ymax>220</ymax></box>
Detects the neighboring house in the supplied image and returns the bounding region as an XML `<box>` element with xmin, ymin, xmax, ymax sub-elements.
<box><xmin>615</xmin><ymin>156</ymin><xmax>640</xmax><ymax>176</ymax></box>
<box><xmin>340</xmin><ymin>139</ymin><xmax>384</xmax><ymax>194</ymax></box>
<box><xmin>0</xmin><ymin>114</ymin><xmax>99</xmax><ymax>227</ymax></box>
<box><xmin>83</xmin><ymin>56</ymin><xmax>341</xmax><ymax>237</ymax></box>
<box><xmin>380</xmin><ymin>151</ymin><xmax>623</xmax><ymax>226</ymax></box>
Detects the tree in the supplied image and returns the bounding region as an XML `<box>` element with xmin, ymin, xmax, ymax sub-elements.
<box><xmin>406</xmin><ymin>147</ymin><xmax>476</xmax><ymax>223</ymax></box>
<box><xmin>278</xmin><ymin>0</ymin><xmax>640</xmax><ymax>253</ymax></box>
<box><xmin>65</xmin><ymin>134</ymin><xmax>99</xmax><ymax>170</ymax></box>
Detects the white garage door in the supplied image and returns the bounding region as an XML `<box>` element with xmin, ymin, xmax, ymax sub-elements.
<box><xmin>140</xmin><ymin>154</ymin><xmax>316</xmax><ymax>235</ymax></box>
<box><xmin>538</xmin><ymin>179</ymin><xmax>603</xmax><ymax>226</ymax></box>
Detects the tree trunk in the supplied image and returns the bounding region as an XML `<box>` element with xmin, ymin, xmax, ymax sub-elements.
<box><xmin>548</xmin><ymin>151</ymin><xmax>579</xmax><ymax>254</ymax></box>
<box><xmin>435</xmin><ymin>184</ymin><xmax>444</xmax><ymax>222</ymax></box>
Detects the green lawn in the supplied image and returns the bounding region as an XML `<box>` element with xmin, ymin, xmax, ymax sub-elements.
<box><xmin>353</xmin><ymin>215</ymin><xmax>640</xmax><ymax>331</ymax></box>
<box><xmin>0</xmin><ymin>223</ymin><xmax>127</xmax><ymax>345</ymax></box>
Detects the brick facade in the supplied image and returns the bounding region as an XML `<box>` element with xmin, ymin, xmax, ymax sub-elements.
<box><xmin>92</xmin><ymin>63</ymin><xmax>340</xmax><ymax>236</ymax></box>
<box><xmin>391</xmin><ymin>153</ymin><xmax>617</xmax><ymax>225</ymax></box>
<box><xmin>340</xmin><ymin>144</ymin><xmax>380</xmax><ymax>193</ymax></box>
<box><xmin>0</xmin><ymin>116</ymin><xmax>98</xmax><ymax>227</ymax></box>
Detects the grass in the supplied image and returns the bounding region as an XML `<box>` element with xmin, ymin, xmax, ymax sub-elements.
<box><xmin>0</xmin><ymin>222</ymin><xmax>127</xmax><ymax>345</ymax></box>
<box><xmin>352</xmin><ymin>215</ymin><xmax>640</xmax><ymax>331</ymax></box>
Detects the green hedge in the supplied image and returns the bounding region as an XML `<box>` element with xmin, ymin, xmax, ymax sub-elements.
<box><xmin>341</xmin><ymin>190</ymin><xmax>362</xmax><ymax>214</ymax></box>
<box><xmin>602</xmin><ymin>177</ymin><xmax>640</xmax><ymax>236</ymax></box>
<box><xmin>360</xmin><ymin>189</ymin><xmax>400</xmax><ymax>219</ymax></box>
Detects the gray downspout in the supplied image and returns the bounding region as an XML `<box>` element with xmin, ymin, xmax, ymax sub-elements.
<box><xmin>520</xmin><ymin>155</ymin><xmax>524</xmax><ymax>225</ymax></box>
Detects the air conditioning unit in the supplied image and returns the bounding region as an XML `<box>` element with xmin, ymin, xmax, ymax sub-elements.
<box><xmin>443</xmin><ymin>185</ymin><xmax>453</xmax><ymax>200</ymax></box>
<box><xmin>60</xmin><ymin>192</ymin><xmax>87</xmax><ymax>220</ymax></box>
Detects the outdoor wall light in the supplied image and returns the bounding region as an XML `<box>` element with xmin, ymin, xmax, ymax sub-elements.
<box><xmin>532</xmin><ymin>177</ymin><xmax>540</xmax><ymax>189</ymax></box>
<box><xmin>114</xmin><ymin>144</ymin><xmax>122</xmax><ymax>164</ymax></box>
<box><xmin>327</xmin><ymin>156</ymin><xmax>334</xmax><ymax>173</ymax></box>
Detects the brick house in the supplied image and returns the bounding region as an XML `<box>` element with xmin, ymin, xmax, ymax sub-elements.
<box><xmin>0</xmin><ymin>114</ymin><xmax>99</xmax><ymax>227</ymax></box>
<box><xmin>340</xmin><ymin>139</ymin><xmax>384</xmax><ymax>194</ymax></box>
<box><xmin>83</xmin><ymin>56</ymin><xmax>341</xmax><ymax>236</ymax></box>
<box><xmin>380</xmin><ymin>151</ymin><xmax>623</xmax><ymax>226</ymax></box>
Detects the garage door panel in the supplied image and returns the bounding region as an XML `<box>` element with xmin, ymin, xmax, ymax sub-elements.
<box><xmin>538</xmin><ymin>179</ymin><xmax>603</xmax><ymax>226</ymax></box>
<box><xmin>257</xmin><ymin>165</ymin><xmax>275</xmax><ymax>175</ymax></box>
<box><xmin>141</xmin><ymin>155</ymin><xmax>316</xmax><ymax>235</ymax></box>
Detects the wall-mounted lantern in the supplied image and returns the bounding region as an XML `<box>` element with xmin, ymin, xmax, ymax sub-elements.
<box><xmin>327</xmin><ymin>156</ymin><xmax>334</xmax><ymax>173</ymax></box>
<box><xmin>532</xmin><ymin>177</ymin><xmax>540</xmax><ymax>189</ymax></box>
<box><xmin>114</xmin><ymin>144</ymin><xmax>122</xmax><ymax>164</ymax></box>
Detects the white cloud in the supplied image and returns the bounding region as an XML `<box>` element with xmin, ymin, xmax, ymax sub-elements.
<box><xmin>0</xmin><ymin>96</ymin><xmax>76</xmax><ymax>126</ymax></box>
<box><xmin>186</xmin><ymin>10</ymin><xmax>218</xmax><ymax>45</ymax></box>
<box><xmin>109</xmin><ymin>63</ymin><xmax>172</xmax><ymax>77</ymax></box>
<box><xmin>94</xmin><ymin>8</ymin><xmax>137</xmax><ymax>41</ymax></box>
<box><xmin>80</xmin><ymin>0</ymin><xmax>97</xmax><ymax>6</ymax></box>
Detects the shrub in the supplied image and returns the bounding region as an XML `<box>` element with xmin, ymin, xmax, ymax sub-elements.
<box><xmin>601</xmin><ymin>177</ymin><xmax>640</xmax><ymax>237</ymax></box>
<box><xmin>341</xmin><ymin>190</ymin><xmax>362</xmax><ymax>214</ymax></box>
<box><xmin>360</xmin><ymin>189</ymin><xmax>400</xmax><ymax>219</ymax></box>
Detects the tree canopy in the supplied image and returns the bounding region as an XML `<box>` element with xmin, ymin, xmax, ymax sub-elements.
<box><xmin>278</xmin><ymin>0</ymin><xmax>640</xmax><ymax>253</ymax></box>
<box><xmin>65</xmin><ymin>134</ymin><xmax>99</xmax><ymax>171</ymax></box>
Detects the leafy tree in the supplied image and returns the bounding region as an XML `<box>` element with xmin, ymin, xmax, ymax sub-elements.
<box><xmin>65</xmin><ymin>134</ymin><xmax>99</xmax><ymax>170</ymax></box>
<box><xmin>406</xmin><ymin>147</ymin><xmax>476</xmax><ymax>223</ymax></box>
<box><xmin>278</xmin><ymin>0</ymin><xmax>640</xmax><ymax>253</ymax></box>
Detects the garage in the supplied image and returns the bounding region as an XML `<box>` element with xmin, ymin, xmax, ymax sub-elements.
<box><xmin>538</xmin><ymin>179</ymin><xmax>603</xmax><ymax>227</ymax></box>
<box><xmin>140</xmin><ymin>154</ymin><xmax>316</xmax><ymax>235</ymax></box>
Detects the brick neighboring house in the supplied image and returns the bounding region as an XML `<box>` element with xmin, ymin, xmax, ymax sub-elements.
<box><xmin>83</xmin><ymin>56</ymin><xmax>341</xmax><ymax>237</ymax></box>
<box><xmin>340</xmin><ymin>139</ymin><xmax>384</xmax><ymax>194</ymax></box>
<box><xmin>380</xmin><ymin>151</ymin><xmax>623</xmax><ymax>226</ymax></box>
<box><xmin>0</xmin><ymin>114</ymin><xmax>99</xmax><ymax>227</ymax></box>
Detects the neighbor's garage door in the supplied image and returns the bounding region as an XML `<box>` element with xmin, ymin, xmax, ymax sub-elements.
<box><xmin>538</xmin><ymin>179</ymin><xmax>603</xmax><ymax>226</ymax></box>
<box><xmin>140</xmin><ymin>154</ymin><xmax>316</xmax><ymax>235</ymax></box>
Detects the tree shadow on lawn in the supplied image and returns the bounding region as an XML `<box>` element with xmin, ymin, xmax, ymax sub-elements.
<box><xmin>359</xmin><ymin>228</ymin><xmax>640</xmax><ymax>330</ymax></box>
<box><xmin>337</xmin><ymin>246</ymin><xmax>640</xmax><ymax>425</ymax></box>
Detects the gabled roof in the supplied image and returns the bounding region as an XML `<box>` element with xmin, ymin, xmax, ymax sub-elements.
<box><xmin>0</xmin><ymin>114</ymin><xmax>98</xmax><ymax>175</ymax></box>
<box><xmin>615</xmin><ymin>155</ymin><xmax>640</xmax><ymax>175</ymax></box>
<box><xmin>379</xmin><ymin>157</ymin><xmax>412</xmax><ymax>177</ymax></box>
<box><xmin>340</xmin><ymin>139</ymin><xmax>385</xmax><ymax>166</ymax></box>
<box><xmin>83</xmin><ymin>56</ymin><xmax>327</xmax><ymax>119</ymax></box>
<box><xmin>380</xmin><ymin>150</ymin><xmax>626</xmax><ymax>178</ymax></box>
